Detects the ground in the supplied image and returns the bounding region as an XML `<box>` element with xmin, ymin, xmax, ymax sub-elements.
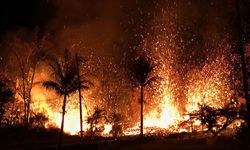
<box><xmin>0</xmin><ymin>127</ymin><xmax>248</xmax><ymax>150</ymax></box>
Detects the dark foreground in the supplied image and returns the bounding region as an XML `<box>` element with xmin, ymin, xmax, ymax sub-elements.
<box><xmin>0</xmin><ymin>127</ymin><xmax>249</xmax><ymax>150</ymax></box>
<box><xmin>2</xmin><ymin>137</ymin><xmax>248</xmax><ymax>150</ymax></box>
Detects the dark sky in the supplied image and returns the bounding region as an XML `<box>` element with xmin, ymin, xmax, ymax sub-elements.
<box><xmin>0</xmin><ymin>0</ymin><xmax>54</xmax><ymax>34</ymax></box>
<box><xmin>1</xmin><ymin>0</ymin><xmax>250</xmax><ymax>35</ymax></box>
<box><xmin>1</xmin><ymin>0</ymin><xmax>250</xmax><ymax>62</ymax></box>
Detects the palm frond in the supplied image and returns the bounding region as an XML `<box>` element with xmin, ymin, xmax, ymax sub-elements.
<box><xmin>67</xmin><ymin>82</ymin><xmax>80</xmax><ymax>94</ymax></box>
<box><xmin>129</xmin><ymin>56</ymin><xmax>154</xmax><ymax>85</ymax></box>
<box><xmin>144</xmin><ymin>75</ymin><xmax>163</xmax><ymax>87</ymax></box>
<box><xmin>63</xmin><ymin>63</ymin><xmax>77</xmax><ymax>86</ymax></box>
<box><xmin>48</xmin><ymin>60</ymin><xmax>64</xmax><ymax>83</ymax></box>
<box><xmin>43</xmin><ymin>81</ymin><xmax>64</xmax><ymax>95</ymax></box>
<box><xmin>80</xmin><ymin>85</ymin><xmax>90</xmax><ymax>90</ymax></box>
<box><xmin>43</xmin><ymin>51</ymin><xmax>93</xmax><ymax>102</ymax></box>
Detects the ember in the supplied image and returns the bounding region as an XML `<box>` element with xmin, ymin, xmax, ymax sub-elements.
<box><xmin>0</xmin><ymin>1</ymin><xmax>249</xmax><ymax>149</ymax></box>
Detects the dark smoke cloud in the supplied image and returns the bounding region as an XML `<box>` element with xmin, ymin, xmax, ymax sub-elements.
<box><xmin>46</xmin><ymin>0</ymin><xmax>159</xmax><ymax>62</ymax></box>
<box><xmin>0</xmin><ymin>0</ymin><xmax>250</xmax><ymax>64</ymax></box>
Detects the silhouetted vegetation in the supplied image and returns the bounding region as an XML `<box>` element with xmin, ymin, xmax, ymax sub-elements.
<box><xmin>30</xmin><ymin>112</ymin><xmax>49</xmax><ymax>128</ymax></box>
<box><xmin>14</xmin><ymin>41</ymin><xmax>48</xmax><ymax>126</ymax></box>
<box><xmin>108</xmin><ymin>112</ymin><xmax>124</xmax><ymax>137</ymax></box>
<box><xmin>0</xmin><ymin>74</ymin><xmax>14</xmax><ymax>127</ymax></box>
<box><xmin>43</xmin><ymin>49</ymin><xmax>91</xmax><ymax>148</ymax></box>
<box><xmin>235</xmin><ymin>0</ymin><xmax>250</xmax><ymax>148</ymax></box>
<box><xmin>75</xmin><ymin>53</ymin><xmax>93</xmax><ymax>138</ymax></box>
<box><xmin>189</xmin><ymin>102</ymin><xmax>244</xmax><ymax>136</ymax></box>
<box><xmin>0</xmin><ymin>1</ymin><xmax>250</xmax><ymax>149</ymax></box>
<box><xmin>86</xmin><ymin>108</ymin><xmax>107</xmax><ymax>137</ymax></box>
<box><xmin>129</xmin><ymin>56</ymin><xmax>161</xmax><ymax>137</ymax></box>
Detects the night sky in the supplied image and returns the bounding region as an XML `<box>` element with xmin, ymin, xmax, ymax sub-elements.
<box><xmin>1</xmin><ymin>0</ymin><xmax>250</xmax><ymax>62</ymax></box>
<box><xmin>0</xmin><ymin>0</ymin><xmax>54</xmax><ymax>34</ymax></box>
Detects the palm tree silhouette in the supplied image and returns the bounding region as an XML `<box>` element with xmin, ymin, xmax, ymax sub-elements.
<box><xmin>129</xmin><ymin>56</ymin><xmax>161</xmax><ymax>137</ymax></box>
<box><xmin>43</xmin><ymin>50</ymin><xmax>90</xmax><ymax>148</ymax></box>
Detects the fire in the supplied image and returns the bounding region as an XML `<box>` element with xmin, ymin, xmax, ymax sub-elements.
<box><xmin>22</xmin><ymin>26</ymin><xmax>239</xmax><ymax>137</ymax></box>
<box><xmin>144</xmin><ymin>82</ymin><xmax>181</xmax><ymax>129</ymax></box>
<box><xmin>185</xmin><ymin>54</ymin><xmax>234</xmax><ymax>113</ymax></box>
<box><xmin>26</xmin><ymin>50</ymin><xmax>240</xmax><ymax>137</ymax></box>
<box><xmin>54</xmin><ymin>109</ymin><xmax>85</xmax><ymax>135</ymax></box>
<box><xmin>31</xmin><ymin>88</ymin><xmax>113</xmax><ymax>135</ymax></box>
<box><xmin>103</xmin><ymin>124</ymin><xmax>112</xmax><ymax>135</ymax></box>
<box><xmin>31</xmin><ymin>89</ymin><xmax>87</xmax><ymax>135</ymax></box>
<box><xmin>0</xmin><ymin>0</ymin><xmax>245</xmax><ymax>140</ymax></box>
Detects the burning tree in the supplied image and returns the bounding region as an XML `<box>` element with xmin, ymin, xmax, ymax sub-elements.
<box><xmin>15</xmin><ymin>49</ymin><xmax>47</xmax><ymax>125</ymax></box>
<box><xmin>129</xmin><ymin>56</ymin><xmax>161</xmax><ymax>137</ymax></box>
<box><xmin>42</xmin><ymin>50</ymin><xmax>91</xmax><ymax>148</ymax></box>
<box><xmin>6</xmin><ymin>30</ymin><xmax>51</xmax><ymax>126</ymax></box>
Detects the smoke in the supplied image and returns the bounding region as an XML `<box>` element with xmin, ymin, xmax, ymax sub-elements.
<box><xmin>0</xmin><ymin>0</ymin><xmax>246</xmax><ymax>131</ymax></box>
<box><xmin>46</xmin><ymin>0</ymin><xmax>123</xmax><ymax>59</ymax></box>
<box><xmin>0</xmin><ymin>0</ymin><xmax>241</xmax><ymax>62</ymax></box>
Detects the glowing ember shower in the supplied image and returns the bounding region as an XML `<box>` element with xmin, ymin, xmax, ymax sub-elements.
<box><xmin>27</xmin><ymin>33</ymin><xmax>238</xmax><ymax>137</ymax></box>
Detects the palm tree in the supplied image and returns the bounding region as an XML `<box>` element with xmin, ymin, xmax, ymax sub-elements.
<box><xmin>43</xmin><ymin>50</ymin><xmax>90</xmax><ymax>148</ymax></box>
<box><xmin>75</xmin><ymin>53</ymin><xmax>93</xmax><ymax>138</ymax></box>
<box><xmin>129</xmin><ymin>56</ymin><xmax>160</xmax><ymax>137</ymax></box>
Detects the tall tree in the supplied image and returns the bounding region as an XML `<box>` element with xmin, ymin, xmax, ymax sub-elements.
<box><xmin>43</xmin><ymin>50</ymin><xmax>90</xmax><ymax>148</ymax></box>
<box><xmin>75</xmin><ymin>53</ymin><xmax>84</xmax><ymax>138</ymax></box>
<box><xmin>235</xmin><ymin>0</ymin><xmax>250</xmax><ymax>146</ymax></box>
<box><xmin>129</xmin><ymin>56</ymin><xmax>160</xmax><ymax>137</ymax></box>
<box><xmin>75</xmin><ymin>53</ymin><xmax>92</xmax><ymax>138</ymax></box>
<box><xmin>10</xmin><ymin>30</ymin><xmax>50</xmax><ymax>125</ymax></box>
<box><xmin>15</xmin><ymin>49</ymin><xmax>46</xmax><ymax>125</ymax></box>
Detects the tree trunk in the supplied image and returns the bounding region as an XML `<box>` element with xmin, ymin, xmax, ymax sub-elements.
<box><xmin>15</xmin><ymin>53</ymin><xmax>28</xmax><ymax>125</ymax></box>
<box><xmin>90</xmin><ymin>121</ymin><xmax>94</xmax><ymax>136</ymax></box>
<box><xmin>140</xmin><ymin>85</ymin><xmax>144</xmax><ymax>137</ymax></box>
<box><xmin>22</xmin><ymin>71</ymin><xmax>27</xmax><ymax>125</ymax></box>
<box><xmin>235</xmin><ymin>0</ymin><xmax>250</xmax><ymax>132</ymax></box>
<box><xmin>58</xmin><ymin>94</ymin><xmax>67</xmax><ymax>148</ymax></box>
<box><xmin>75</xmin><ymin>54</ymin><xmax>83</xmax><ymax>138</ymax></box>
<box><xmin>27</xmin><ymin>67</ymin><xmax>36</xmax><ymax>125</ymax></box>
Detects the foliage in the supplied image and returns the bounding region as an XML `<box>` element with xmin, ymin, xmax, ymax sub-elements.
<box><xmin>129</xmin><ymin>56</ymin><xmax>162</xmax><ymax>88</ymax></box>
<box><xmin>189</xmin><ymin>102</ymin><xmax>244</xmax><ymax>136</ymax></box>
<box><xmin>128</xmin><ymin>56</ymin><xmax>161</xmax><ymax>137</ymax></box>
<box><xmin>2</xmin><ymin>99</ymin><xmax>23</xmax><ymax>127</ymax></box>
<box><xmin>42</xmin><ymin>49</ymin><xmax>91</xmax><ymax>147</ymax></box>
<box><xmin>129</xmin><ymin>56</ymin><xmax>154</xmax><ymax>86</ymax></box>
<box><xmin>10</xmin><ymin>32</ymin><xmax>50</xmax><ymax>125</ymax></box>
<box><xmin>0</xmin><ymin>74</ymin><xmax>14</xmax><ymax>126</ymax></box>
<box><xmin>86</xmin><ymin>108</ymin><xmax>107</xmax><ymax>137</ymax></box>
<box><xmin>29</xmin><ymin>112</ymin><xmax>49</xmax><ymax>128</ymax></box>
<box><xmin>43</xmin><ymin>50</ymin><xmax>91</xmax><ymax>97</ymax></box>
<box><xmin>108</xmin><ymin>112</ymin><xmax>124</xmax><ymax>137</ymax></box>
<box><xmin>15</xmin><ymin>50</ymin><xmax>48</xmax><ymax>125</ymax></box>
